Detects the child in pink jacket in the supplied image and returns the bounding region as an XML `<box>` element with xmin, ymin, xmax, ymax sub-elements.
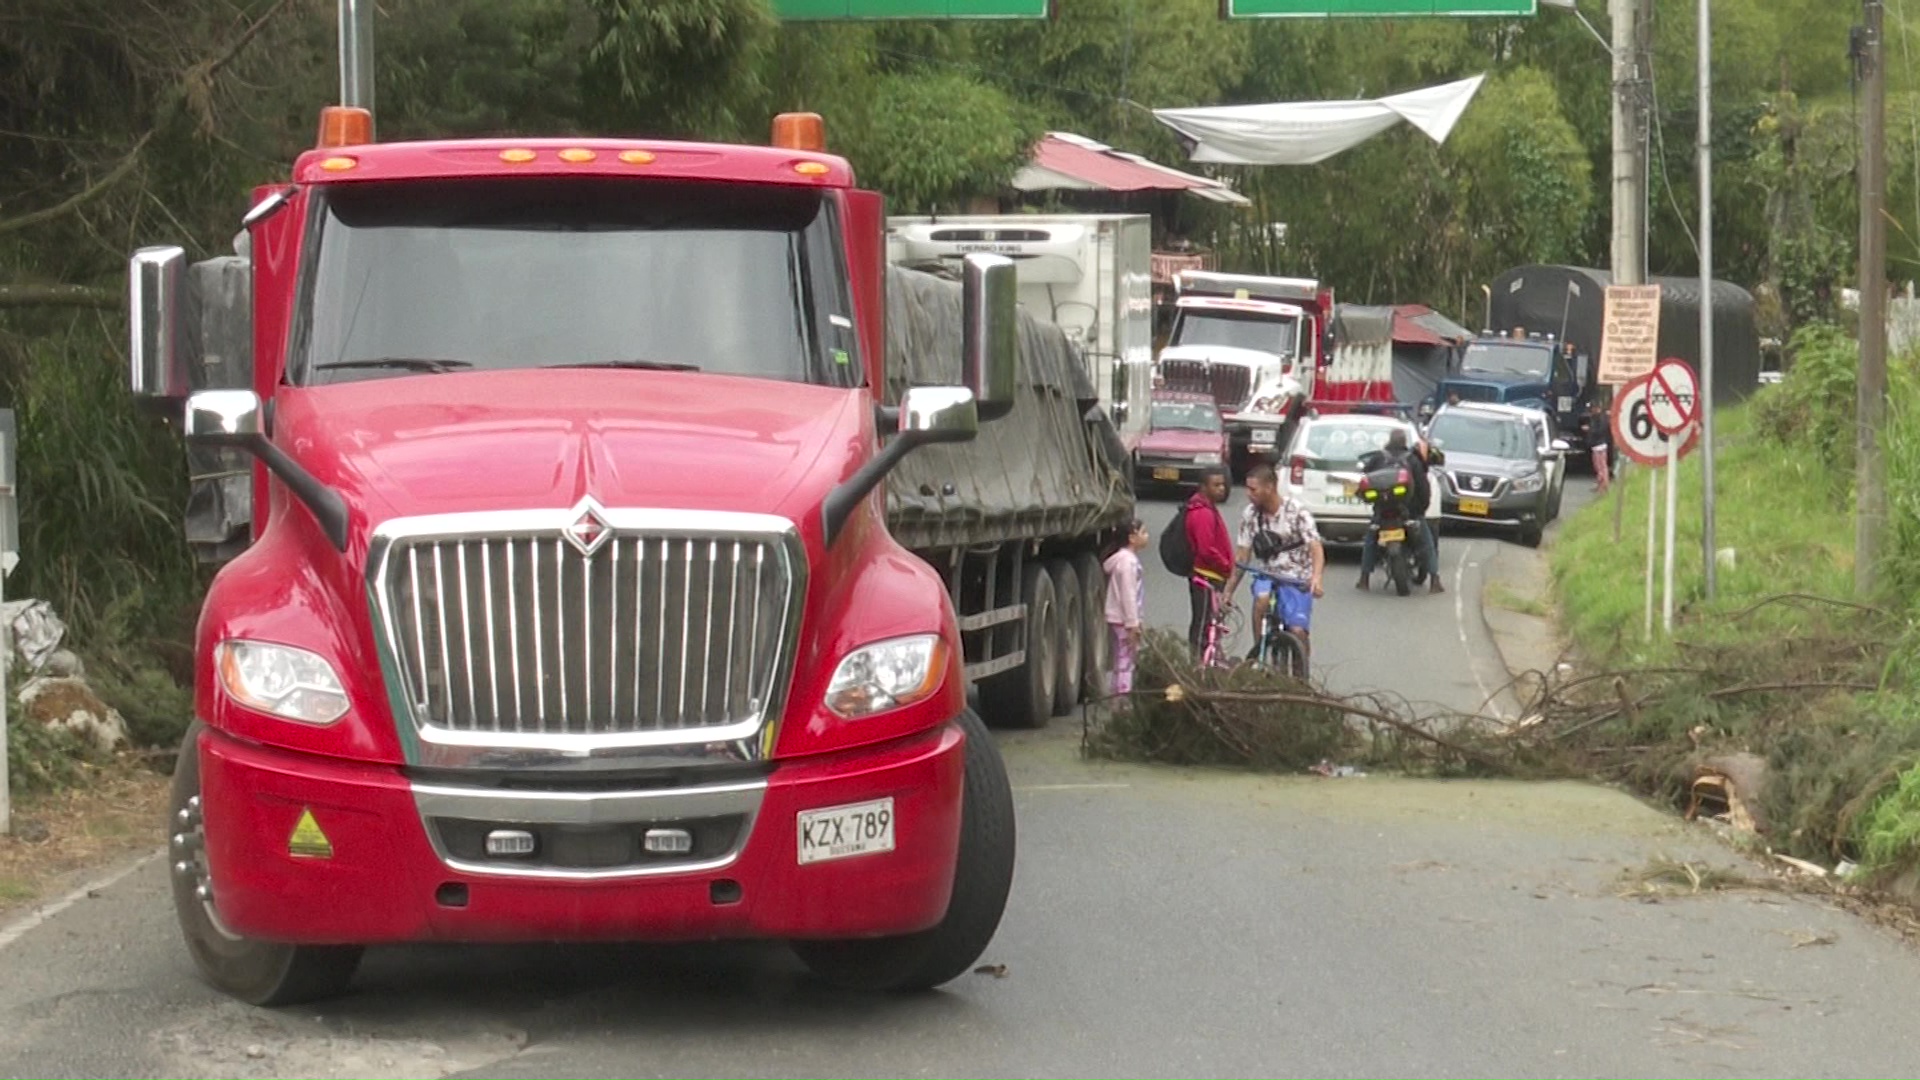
<box><xmin>1103</xmin><ymin>520</ymin><xmax>1149</xmax><ymax>696</ymax></box>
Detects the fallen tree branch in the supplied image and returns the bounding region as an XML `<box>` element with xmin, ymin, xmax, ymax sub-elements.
<box><xmin>1165</xmin><ymin>685</ymin><xmax>1509</xmax><ymax>772</ymax></box>
<box><xmin>1727</xmin><ymin>592</ymin><xmax>1890</xmax><ymax>622</ymax></box>
<box><xmin>0</xmin><ymin>283</ymin><xmax>120</xmax><ymax>310</ymax></box>
<box><xmin>1706</xmin><ymin>680</ymin><xmax>1879</xmax><ymax>700</ymax></box>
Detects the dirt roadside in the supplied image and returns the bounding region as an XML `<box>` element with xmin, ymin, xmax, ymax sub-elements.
<box><xmin>0</xmin><ymin>761</ymin><xmax>169</xmax><ymax>922</ymax></box>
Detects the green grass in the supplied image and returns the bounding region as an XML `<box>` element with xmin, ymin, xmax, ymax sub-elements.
<box><xmin>1551</xmin><ymin>401</ymin><xmax>1853</xmax><ymax>667</ymax></box>
<box><xmin>1549</xmin><ymin>332</ymin><xmax>1920</xmax><ymax>880</ymax></box>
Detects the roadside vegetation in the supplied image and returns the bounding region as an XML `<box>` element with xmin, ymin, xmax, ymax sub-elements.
<box><xmin>1551</xmin><ymin>323</ymin><xmax>1920</xmax><ymax>887</ymax></box>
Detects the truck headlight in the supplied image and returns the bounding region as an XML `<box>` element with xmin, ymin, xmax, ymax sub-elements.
<box><xmin>825</xmin><ymin>634</ymin><xmax>948</xmax><ymax>718</ymax></box>
<box><xmin>1511</xmin><ymin>472</ymin><xmax>1545</xmax><ymax>494</ymax></box>
<box><xmin>216</xmin><ymin>641</ymin><xmax>349</xmax><ymax>724</ymax></box>
<box><xmin>1195</xmin><ymin>452</ymin><xmax>1223</xmax><ymax>465</ymax></box>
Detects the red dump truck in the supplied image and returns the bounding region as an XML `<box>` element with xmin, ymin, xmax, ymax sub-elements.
<box><xmin>123</xmin><ymin>6</ymin><xmax>1130</xmax><ymax>1006</ymax></box>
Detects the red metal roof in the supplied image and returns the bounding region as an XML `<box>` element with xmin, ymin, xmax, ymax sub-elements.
<box><xmin>1031</xmin><ymin>134</ymin><xmax>1215</xmax><ymax>192</ymax></box>
<box><xmin>1391</xmin><ymin>304</ymin><xmax>1473</xmax><ymax>347</ymax></box>
<box><xmin>1017</xmin><ymin>133</ymin><xmax>1250</xmax><ymax>204</ymax></box>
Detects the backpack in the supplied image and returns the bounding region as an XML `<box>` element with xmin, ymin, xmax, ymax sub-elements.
<box><xmin>1160</xmin><ymin>502</ymin><xmax>1196</xmax><ymax>576</ymax></box>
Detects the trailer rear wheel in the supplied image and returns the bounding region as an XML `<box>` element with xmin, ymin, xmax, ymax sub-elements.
<box><xmin>169</xmin><ymin>723</ymin><xmax>362</xmax><ymax>1007</ymax></box>
<box><xmin>792</xmin><ymin>708</ymin><xmax>1015</xmax><ymax>991</ymax></box>
<box><xmin>1069</xmin><ymin>552</ymin><xmax>1109</xmax><ymax>702</ymax></box>
<box><xmin>980</xmin><ymin>563</ymin><xmax>1057</xmax><ymax>729</ymax></box>
<box><xmin>1047</xmin><ymin>560</ymin><xmax>1083</xmax><ymax>717</ymax></box>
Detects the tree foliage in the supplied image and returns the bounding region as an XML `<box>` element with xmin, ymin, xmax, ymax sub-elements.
<box><xmin>0</xmin><ymin>0</ymin><xmax>1904</xmax><ymax>695</ymax></box>
<box><xmin>856</xmin><ymin>71</ymin><xmax>1040</xmax><ymax>213</ymax></box>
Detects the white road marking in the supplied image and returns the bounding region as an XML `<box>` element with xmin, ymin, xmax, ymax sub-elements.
<box><xmin>1452</xmin><ymin>542</ymin><xmax>1503</xmax><ymax>716</ymax></box>
<box><xmin>0</xmin><ymin>847</ymin><xmax>162</xmax><ymax>952</ymax></box>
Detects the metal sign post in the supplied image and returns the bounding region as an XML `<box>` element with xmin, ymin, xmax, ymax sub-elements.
<box><xmin>1612</xmin><ymin>372</ymin><xmax>1698</xmax><ymax>638</ymax></box>
<box><xmin>1662</xmin><ymin>422</ymin><xmax>1682</xmax><ymax>632</ymax></box>
<box><xmin>1644</xmin><ymin>458</ymin><xmax>1657</xmax><ymax>639</ymax></box>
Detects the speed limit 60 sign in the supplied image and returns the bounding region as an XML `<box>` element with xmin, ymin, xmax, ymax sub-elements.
<box><xmin>1612</xmin><ymin>371</ymin><xmax>1699</xmax><ymax>467</ymax></box>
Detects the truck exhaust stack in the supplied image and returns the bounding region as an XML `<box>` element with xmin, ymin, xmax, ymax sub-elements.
<box><xmin>337</xmin><ymin>0</ymin><xmax>374</xmax><ymax>136</ymax></box>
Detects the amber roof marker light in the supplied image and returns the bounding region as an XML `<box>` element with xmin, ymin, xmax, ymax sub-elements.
<box><xmin>771</xmin><ymin>112</ymin><xmax>827</xmax><ymax>152</ymax></box>
<box><xmin>315</xmin><ymin>106</ymin><xmax>373</xmax><ymax>150</ymax></box>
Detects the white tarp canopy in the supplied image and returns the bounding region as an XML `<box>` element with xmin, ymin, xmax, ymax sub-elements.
<box><xmin>1152</xmin><ymin>74</ymin><xmax>1488</xmax><ymax>167</ymax></box>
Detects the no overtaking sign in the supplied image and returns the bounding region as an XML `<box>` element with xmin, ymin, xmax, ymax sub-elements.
<box><xmin>1611</xmin><ymin>365</ymin><xmax>1699</xmax><ymax>468</ymax></box>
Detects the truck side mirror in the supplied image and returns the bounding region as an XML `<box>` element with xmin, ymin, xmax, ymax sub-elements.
<box><xmin>182</xmin><ymin>388</ymin><xmax>350</xmax><ymax>552</ymax></box>
<box><xmin>129</xmin><ymin>245</ymin><xmax>192</xmax><ymax>398</ymax></box>
<box><xmin>822</xmin><ymin>387</ymin><xmax>981</xmax><ymax>547</ymax></box>
<box><xmin>898</xmin><ymin>386</ymin><xmax>978</xmax><ymax>445</ymax></box>
<box><xmin>961</xmin><ymin>253</ymin><xmax>1017</xmax><ymax>422</ymax></box>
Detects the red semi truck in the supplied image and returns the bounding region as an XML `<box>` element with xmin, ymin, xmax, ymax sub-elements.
<box><xmin>121</xmin><ymin>17</ymin><xmax>1135</xmax><ymax>1004</ymax></box>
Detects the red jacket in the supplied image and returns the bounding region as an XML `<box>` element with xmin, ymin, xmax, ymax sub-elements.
<box><xmin>1185</xmin><ymin>491</ymin><xmax>1234</xmax><ymax>583</ymax></box>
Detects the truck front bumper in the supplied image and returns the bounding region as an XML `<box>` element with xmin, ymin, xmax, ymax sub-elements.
<box><xmin>1224</xmin><ymin>419</ymin><xmax>1283</xmax><ymax>466</ymax></box>
<box><xmin>196</xmin><ymin>721</ymin><xmax>965</xmax><ymax>945</ymax></box>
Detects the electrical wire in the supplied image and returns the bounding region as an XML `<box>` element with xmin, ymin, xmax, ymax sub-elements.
<box><xmin>1644</xmin><ymin>5</ymin><xmax>1700</xmax><ymax>262</ymax></box>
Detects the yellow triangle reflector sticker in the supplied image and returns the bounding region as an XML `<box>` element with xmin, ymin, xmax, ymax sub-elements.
<box><xmin>288</xmin><ymin>808</ymin><xmax>333</xmax><ymax>859</ymax></box>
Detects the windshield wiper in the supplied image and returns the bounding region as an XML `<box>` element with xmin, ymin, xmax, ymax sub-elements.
<box><xmin>549</xmin><ymin>359</ymin><xmax>702</xmax><ymax>373</ymax></box>
<box><xmin>314</xmin><ymin>357</ymin><xmax>474</xmax><ymax>374</ymax></box>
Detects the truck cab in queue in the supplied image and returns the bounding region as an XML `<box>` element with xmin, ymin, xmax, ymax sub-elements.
<box><xmin>1153</xmin><ymin>270</ymin><xmax>1331</xmax><ymax>472</ymax></box>
<box><xmin>130</xmin><ymin>97</ymin><xmax>1049</xmax><ymax>1005</ymax></box>
<box><xmin>1425</xmin><ymin>335</ymin><xmax>1589</xmax><ymax>452</ymax></box>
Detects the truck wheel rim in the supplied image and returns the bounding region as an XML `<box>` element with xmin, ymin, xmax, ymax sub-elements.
<box><xmin>172</xmin><ymin>794</ymin><xmax>241</xmax><ymax>941</ymax></box>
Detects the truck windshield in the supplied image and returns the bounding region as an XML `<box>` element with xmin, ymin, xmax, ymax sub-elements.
<box><xmin>292</xmin><ymin>178</ymin><xmax>856</xmax><ymax>387</ymax></box>
<box><xmin>1428</xmin><ymin>414</ymin><xmax>1535</xmax><ymax>460</ymax></box>
<box><xmin>1459</xmin><ymin>342</ymin><xmax>1551</xmax><ymax>378</ymax></box>
<box><xmin>1171</xmin><ymin>309</ymin><xmax>1298</xmax><ymax>357</ymax></box>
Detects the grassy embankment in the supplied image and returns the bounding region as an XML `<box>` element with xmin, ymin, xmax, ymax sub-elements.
<box><xmin>1551</xmin><ymin>323</ymin><xmax>1920</xmax><ymax>882</ymax></box>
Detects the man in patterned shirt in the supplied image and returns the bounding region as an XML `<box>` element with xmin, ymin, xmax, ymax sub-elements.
<box><xmin>1227</xmin><ymin>463</ymin><xmax>1326</xmax><ymax>659</ymax></box>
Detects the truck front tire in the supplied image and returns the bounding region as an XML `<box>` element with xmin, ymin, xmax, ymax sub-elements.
<box><xmin>792</xmin><ymin>709</ymin><xmax>1016</xmax><ymax>991</ymax></box>
<box><xmin>169</xmin><ymin>723</ymin><xmax>363</xmax><ymax>1007</ymax></box>
<box><xmin>980</xmin><ymin>563</ymin><xmax>1058</xmax><ymax>729</ymax></box>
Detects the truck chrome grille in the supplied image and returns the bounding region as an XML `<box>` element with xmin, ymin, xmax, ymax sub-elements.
<box><xmin>1159</xmin><ymin>360</ymin><xmax>1252</xmax><ymax>411</ymax></box>
<box><xmin>371</xmin><ymin>509</ymin><xmax>802</xmax><ymax>743</ymax></box>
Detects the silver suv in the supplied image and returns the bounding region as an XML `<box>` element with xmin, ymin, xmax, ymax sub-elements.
<box><xmin>1424</xmin><ymin>403</ymin><xmax>1569</xmax><ymax>547</ymax></box>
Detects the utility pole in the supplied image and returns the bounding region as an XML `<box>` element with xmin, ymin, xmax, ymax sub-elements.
<box><xmin>1856</xmin><ymin>0</ymin><xmax>1888</xmax><ymax>599</ymax></box>
<box><xmin>1608</xmin><ymin>0</ymin><xmax>1652</xmax><ymax>549</ymax></box>
<box><xmin>1698</xmin><ymin>0</ymin><xmax>1716</xmax><ymax>600</ymax></box>
<box><xmin>1608</xmin><ymin>0</ymin><xmax>1653</xmax><ymax>289</ymax></box>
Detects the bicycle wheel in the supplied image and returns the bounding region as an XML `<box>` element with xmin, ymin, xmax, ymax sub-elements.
<box><xmin>1267</xmin><ymin>627</ymin><xmax>1309</xmax><ymax>680</ymax></box>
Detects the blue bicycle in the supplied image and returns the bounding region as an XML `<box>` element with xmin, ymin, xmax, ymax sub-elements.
<box><xmin>1235</xmin><ymin>563</ymin><xmax>1311</xmax><ymax>680</ymax></box>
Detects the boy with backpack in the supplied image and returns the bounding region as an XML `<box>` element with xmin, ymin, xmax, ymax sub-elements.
<box><xmin>1159</xmin><ymin>467</ymin><xmax>1235</xmax><ymax>659</ymax></box>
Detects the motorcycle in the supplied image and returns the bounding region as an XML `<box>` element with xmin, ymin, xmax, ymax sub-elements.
<box><xmin>1354</xmin><ymin>462</ymin><xmax>1433</xmax><ymax>598</ymax></box>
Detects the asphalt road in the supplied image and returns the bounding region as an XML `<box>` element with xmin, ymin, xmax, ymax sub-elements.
<box><xmin>1133</xmin><ymin>480</ymin><xmax>1596</xmax><ymax>720</ymax></box>
<box><xmin>13</xmin><ymin>472</ymin><xmax>1920</xmax><ymax>1078</ymax></box>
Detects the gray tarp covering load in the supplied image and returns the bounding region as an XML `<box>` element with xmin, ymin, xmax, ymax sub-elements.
<box><xmin>1489</xmin><ymin>265</ymin><xmax>1763</xmax><ymax>401</ymax></box>
<box><xmin>1334</xmin><ymin>304</ymin><xmax>1395</xmax><ymax>349</ymax></box>
<box><xmin>884</xmin><ymin>266</ymin><xmax>1134</xmax><ymax>553</ymax></box>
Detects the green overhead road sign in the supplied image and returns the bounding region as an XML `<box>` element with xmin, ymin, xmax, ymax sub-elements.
<box><xmin>774</xmin><ymin>0</ymin><xmax>1054</xmax><ymax>17</ymax></box>
<box><xmin>1222</xmin><ymin>0</ymin><xmax>1534</xmax><ymax>14</ymax></box>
